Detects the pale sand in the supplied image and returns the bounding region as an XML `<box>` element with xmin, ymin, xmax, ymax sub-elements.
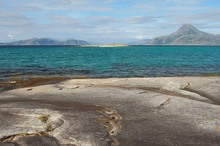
<box><xmin>0</xmin><ymin>77</ymin><xmax>219</xmax><ymax>146</ymax></box>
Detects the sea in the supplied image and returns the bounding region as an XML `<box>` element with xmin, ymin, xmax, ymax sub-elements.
<box><xmin>0</xmin><ymin>45</ymin><xmax>220</xmax><ymax>82</ymax></box>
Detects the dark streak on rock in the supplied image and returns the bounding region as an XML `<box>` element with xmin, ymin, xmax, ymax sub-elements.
<box><xmin>182</xmin><ymin>86</ymin><xmax>220</xmax><ymax>105</ymax></box>
<box><xmin>159</xmin><ymin>98</ymin><xmax>171</xmax><ymax>107</ymax></box>
<box><xmin>101</xmin><ymin>85</ymin><xmax>217</xmax><ymax>105</ymax></box>
<box><xmin>26</xmin><ymin>88</ymin><xmax>33</xmax><ymax>91</ymax></box>
<box><xmin>0</xmin><ymin>132</ymin><xmax>48</xmax><ymax>143</ymax></box>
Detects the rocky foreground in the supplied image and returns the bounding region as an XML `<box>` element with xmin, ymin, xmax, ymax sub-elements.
<box><xmin>0</xmin><ymin>77</ymin><xmax>219</xmax><ymax>146</ymax></box>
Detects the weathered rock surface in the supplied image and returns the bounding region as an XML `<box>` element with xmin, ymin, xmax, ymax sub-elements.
<box><xmin>0</xmin><ymin>77</ymin><xmax>219</xmax><ymax>146</ymax></box>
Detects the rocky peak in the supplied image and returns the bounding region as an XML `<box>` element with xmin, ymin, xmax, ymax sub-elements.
<box><xmin>174</xmin><ymin>24</ymin><xmax>206</xmax><ymax>36</ymax></box>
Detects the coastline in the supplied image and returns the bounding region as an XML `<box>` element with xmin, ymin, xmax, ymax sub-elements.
<box><xmin>1</xmin><ymin>74</ymin><xmax>219</xmax><ymax>92</ymax></box>
<box><xmin>1</xmin><ymin>44</ymin><xmax>220</xmax><ymax>47</ymax></box>
<box><xmin>0</xmin><ymin>75</ymin><xmax>90</xmax><ymax>93</ymax></box>
<box><xmin>0</xmin><ymin>77</ymin><xmax>219</xmax><ymax>146</ymax></box>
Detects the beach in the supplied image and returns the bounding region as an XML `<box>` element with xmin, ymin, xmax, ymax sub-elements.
<box><xmin>0</xmin><ymin>77</ymin><xmax>219</xmax><ymax>146</ymax></box>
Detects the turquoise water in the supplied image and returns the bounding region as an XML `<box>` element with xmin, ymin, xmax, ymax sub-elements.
<box><xmin>0</xmin><ymin>46</ymin><xmax>219</xmax><ymax>80</ymax></box>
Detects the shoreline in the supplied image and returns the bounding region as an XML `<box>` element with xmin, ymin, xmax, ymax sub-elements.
<box><xmin>0</xmin><ymin>75</ymin><xmax>90</xmax><ymax>93</ymax></box>
<box><xmin>1</xmin><ymin>74</ymin><xmax>220</xmax><ymax>92</ymax></box>
<box><xmin>1</xmin><ymin>45</ymin><xmax>220</xmax><ymax>47</ymax></box>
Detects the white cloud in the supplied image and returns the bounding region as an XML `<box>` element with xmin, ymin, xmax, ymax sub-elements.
<box><xmin>135</xmin><ymin>35</ymin><xmax>144</xmax><ymax>39</ymax></box>
<box><xmin>125</xmin><ymin>16</ymin><xmax>156</xmax><ymax>24</ymax></box>
<box><xmin>8</xmin><ymin>34</ymin><xmax>14</xmax><ymax>39</ymax></box>
<box><xmin>164</xmin><ymin>0</ymin><xmax>204</xmax><ymax>5</ymax></box>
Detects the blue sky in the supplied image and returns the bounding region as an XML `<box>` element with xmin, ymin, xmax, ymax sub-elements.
<box><xmin>0</xmin><ymin>0</ymin><xmax>220</xmax><ymax>43</ymax></box>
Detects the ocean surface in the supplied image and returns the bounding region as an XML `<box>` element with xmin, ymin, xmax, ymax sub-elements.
<box><xmin>0</xmin><ymin>45</ymin><xmax>220</xmax><ymax>81</ymax></box>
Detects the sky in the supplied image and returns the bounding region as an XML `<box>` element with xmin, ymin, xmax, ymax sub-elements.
<box><xmin>0</xmin><ymin>0</ymin><xmax>220</xmax><ymax>43</ymax></box>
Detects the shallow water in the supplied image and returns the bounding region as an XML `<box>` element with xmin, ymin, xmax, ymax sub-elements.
<box><xmin>0</xmin><ymin>45</ymin><xmax>220</xmax><ymax>80</ymax></box>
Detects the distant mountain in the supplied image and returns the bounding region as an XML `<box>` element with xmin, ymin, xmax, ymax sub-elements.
<box><xmin>5</xmin><ymin>38</ymin><xmax>61</xmax><ymax>46</ymax></box>
<box><xmin>1</xmin><ymin>38</ymin><xmax>90</xmax><ymax>46</ymax></box>
<box><xmin>145</xmin><ymin>24</ymin><xmax>220</xmax><ymax>45</ymax></box>
<box><xmin>128</xmin><ymin>39</ymin><xmax>150</xmax><ymax>45</ymax></box>
<box><xmin>60</xmin><ymin>39</ymin><xmax>90</xmax><ymax>45</ymax></box>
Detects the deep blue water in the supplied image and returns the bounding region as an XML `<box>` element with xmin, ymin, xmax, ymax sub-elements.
<box><xmin>0</xmin><ymin>46</ymin><xmax>220</xmax><ymax>80</ymax></box>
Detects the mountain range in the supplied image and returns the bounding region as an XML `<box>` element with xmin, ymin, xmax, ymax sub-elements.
<box><xmin>0</xmin><ymin>38</ymin><xmax>90</xmax><ymax>46</ymax></box>
<box><xmin>136</xmin><ymin>24</ymin><xmax>220</xmax><ymax>45</ymax></box>
<box><xmin>1</xmin><ymin>24</ymin><xmax>220</xmax><ymax>46</ymax></box>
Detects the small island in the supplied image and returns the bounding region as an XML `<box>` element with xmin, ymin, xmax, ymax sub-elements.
<box><xmin>82</xmin><ymin>44</ymin><xmax>129</xmax><ymax>47</ymax></box>
<box><xmin>98</xmin><ymin>44</ymin><xmax>128</xmax><ymax>47</ymax></box>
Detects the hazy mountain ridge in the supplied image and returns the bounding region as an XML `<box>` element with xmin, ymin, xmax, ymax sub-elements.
<box><xmin>145</xmin><ymin>24</ymin><xmax>220</xmax><ymax>45</ymax></box>
<box><xmin>1</xmin><ymin>38</ymin><xmax>90</xmax><ymax>46</ymax></box>
<box><xmin>128</xmin><ymin>39</ymin><xmax>150</xmax><ymax>45</ymax></box>
<box><xmin>1</xmin><ymin>24</ymin><xmax>220</xmax><ymax>46</ymax></box>
<box><xmin>60</xmin><ymin>39</ymin><xmax>90</xmax><ymax>45</ymax></box>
